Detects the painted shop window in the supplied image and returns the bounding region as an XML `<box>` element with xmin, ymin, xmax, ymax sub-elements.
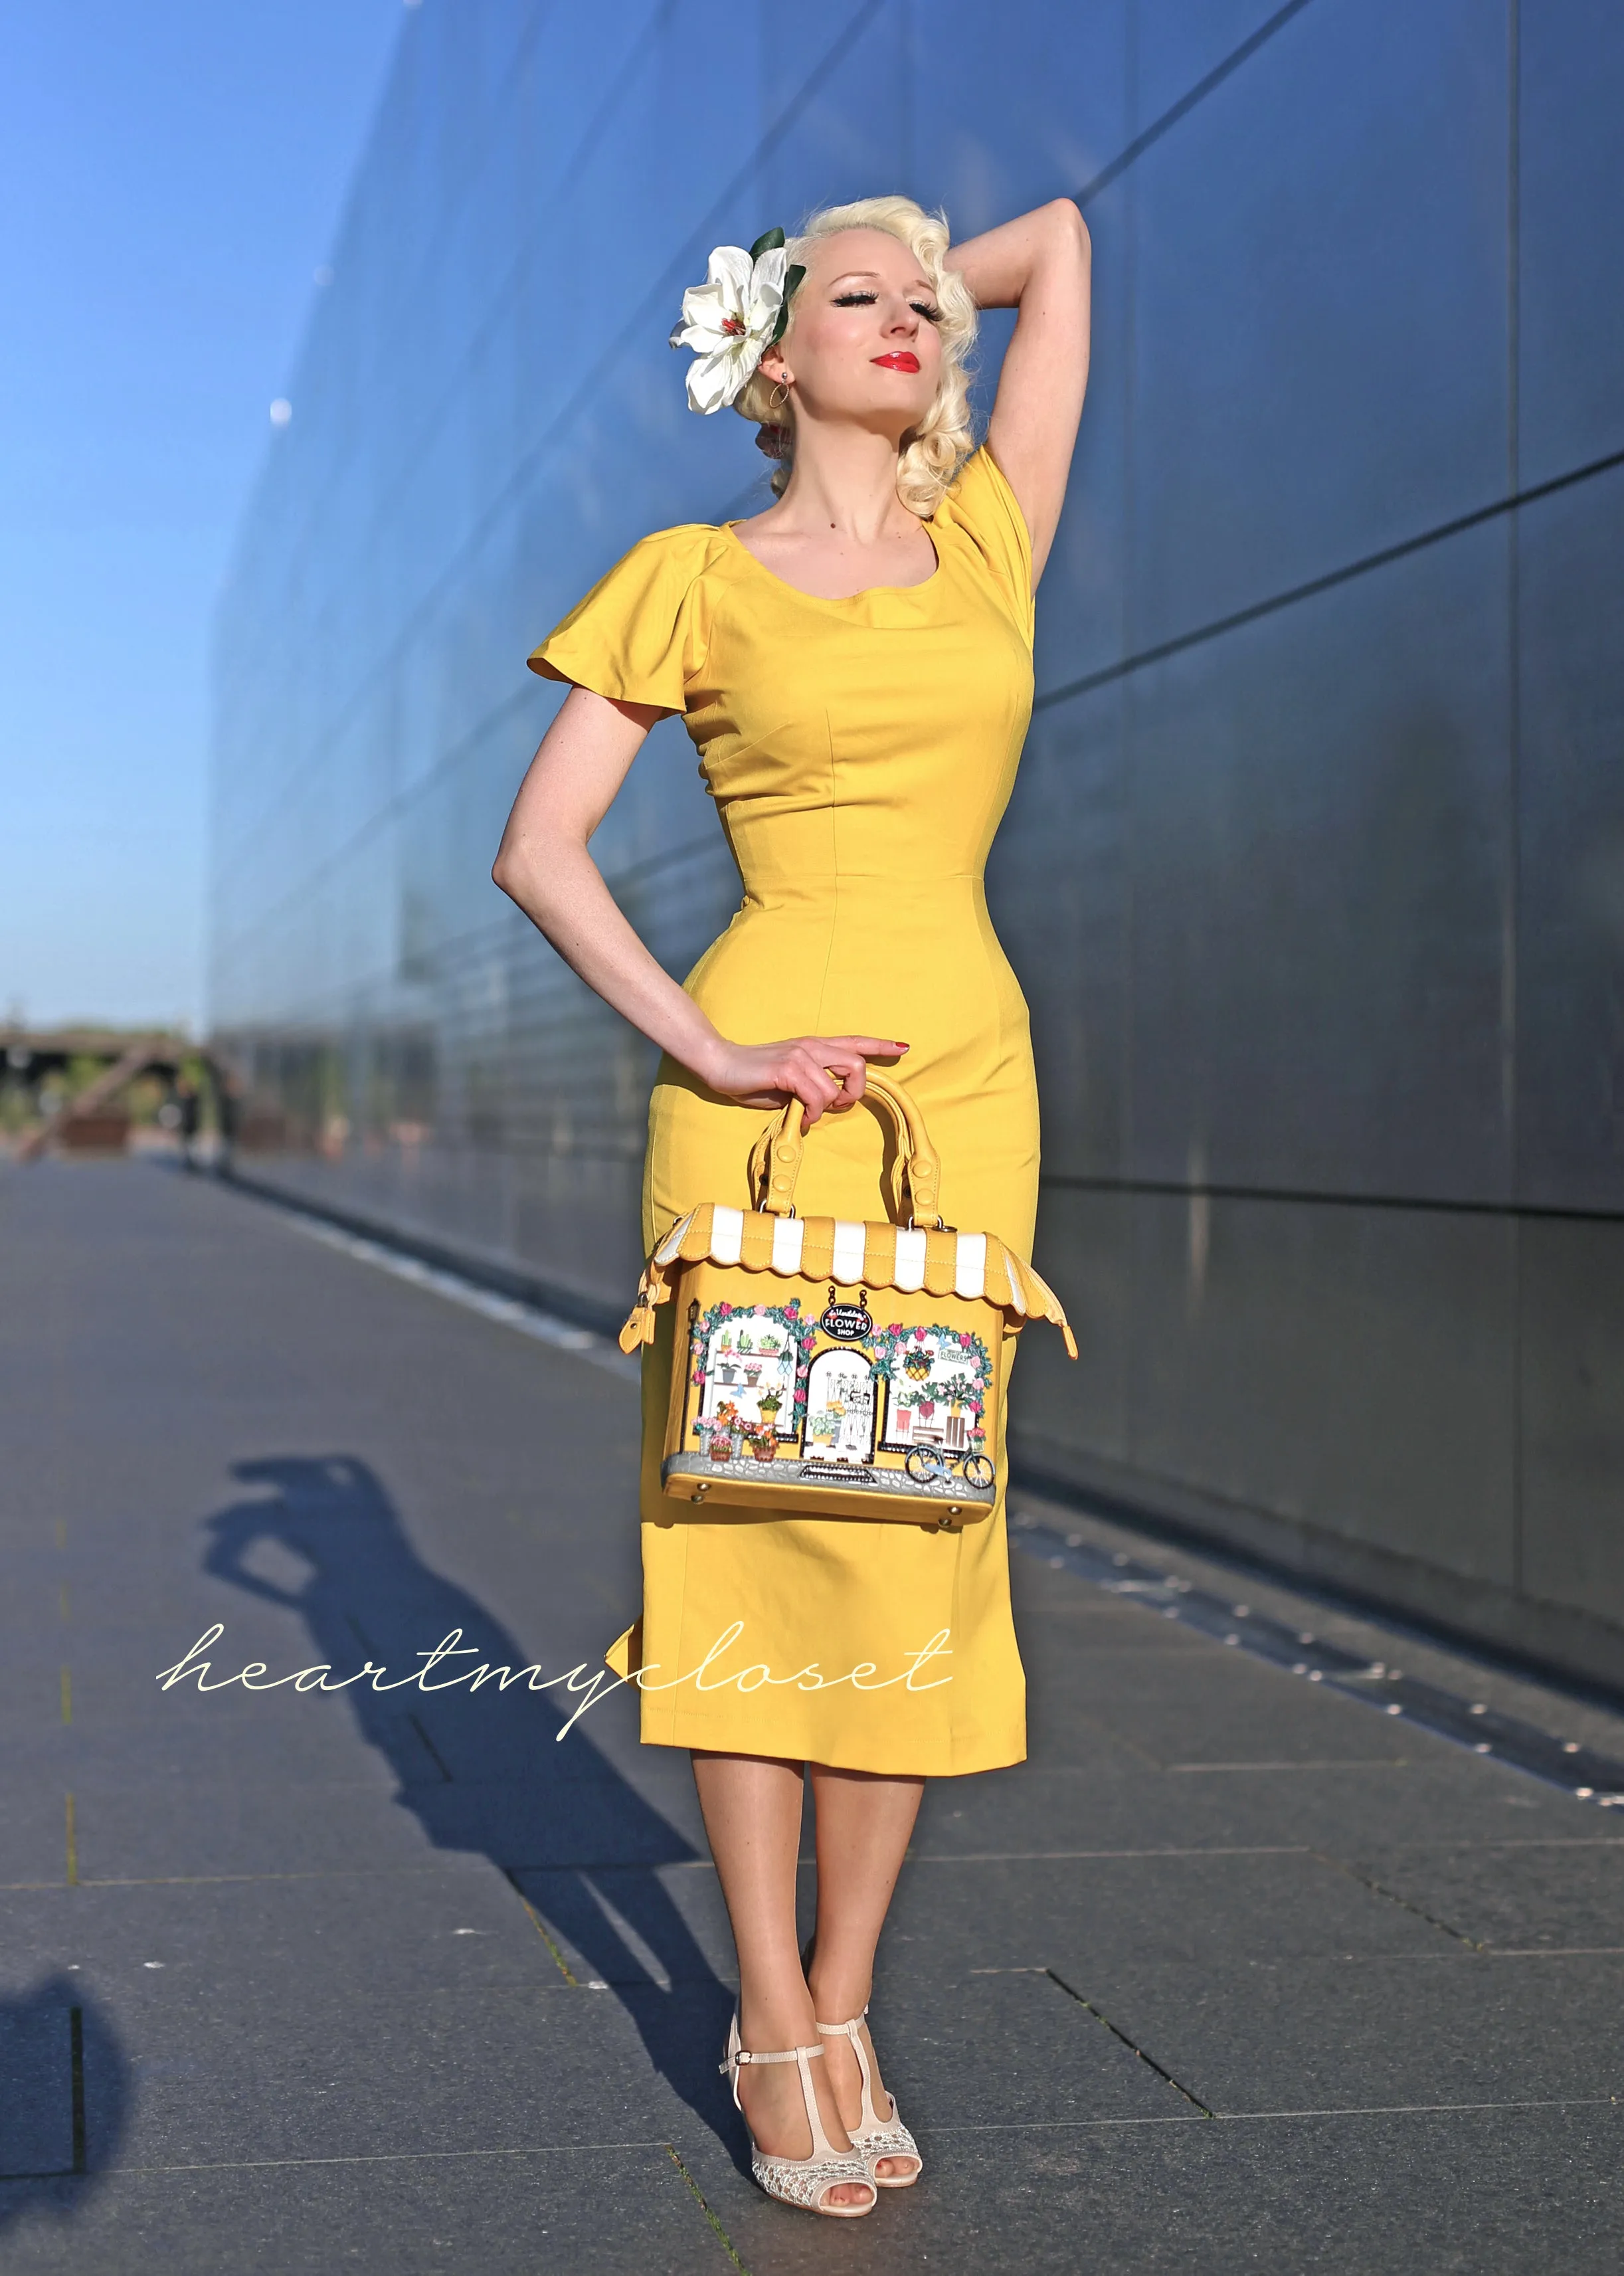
<box><xmin>691</xmin><ymin>1301</ymin><xmax>809</xmax><ymax>1448</ymax></box>
<box><xmin>875</xmin><ymin>1323</ymin><xmax>991</xmax><ymax>1460</ymax></box>
<box><xmin>804</xmin><ymin>1348</ymin><xmax>878</xmax><ymax>1466</ymax></box>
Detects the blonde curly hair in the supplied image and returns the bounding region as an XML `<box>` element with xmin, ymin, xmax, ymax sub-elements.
<box><xmin>733</xmin><ymin>195</ymin><xmax>978</xmax><ymax>518</ymax></box>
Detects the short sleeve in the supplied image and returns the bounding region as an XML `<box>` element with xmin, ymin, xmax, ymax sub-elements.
<box><xmin>527</xmin><ymin>524</ymin><xmax>714</xmax><ymax>711</ymax></box>
<box><xmin>939</xmin><ymin>446</ymin><xmax>1035</xmax><ymax>643</ymax></box>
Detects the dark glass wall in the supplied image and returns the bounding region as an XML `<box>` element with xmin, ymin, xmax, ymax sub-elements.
<box><xmin>210</xmin><ymin>1</ymin><xmax>1624</xmax><ymax>1682</ymax></box>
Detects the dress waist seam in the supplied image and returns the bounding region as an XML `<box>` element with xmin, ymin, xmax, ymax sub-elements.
<box><xmin>737</xmin><ymin>872</ymin><xmax>986</xmax><ymax>895</ymax></box>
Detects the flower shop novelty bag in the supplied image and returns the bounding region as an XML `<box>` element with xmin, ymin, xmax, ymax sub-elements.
<box><xmin>620</xmin><ymin>1071</ymin><xmax>1077</xmax><ymax>1528</ymax></box>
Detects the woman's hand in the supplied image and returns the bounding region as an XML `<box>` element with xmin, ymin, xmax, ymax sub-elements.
<box><xmin>495</xmin><ymin>693</ymin><xmax>909</xmax><ymax>1123</ymax></box>
<box><xmin>701</xmin><ymin>1035</ymin><xmax>908</xmax><ymax>1123</ymax></box>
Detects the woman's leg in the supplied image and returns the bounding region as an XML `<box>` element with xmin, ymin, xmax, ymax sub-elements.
<box><xmin>689</xmin><ymin>1750</ymin><xmax>871</xmax><ymax>2206</ymax></box>
<box><xmin>806</xmin><ymin>1764</ymin><xmax>925</xmax><ymax>2180</ymax></box>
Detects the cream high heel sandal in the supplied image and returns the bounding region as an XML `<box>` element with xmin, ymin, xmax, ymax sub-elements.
<box><xmin>722</xmin><ymin>2015</ymin><xmax>878</xmax><ymax>2217</ymax></box>
<box><xmin>816</xmin><ymin>2008</ymin><xmax>921</xmax><ymax>2186</ymax></box>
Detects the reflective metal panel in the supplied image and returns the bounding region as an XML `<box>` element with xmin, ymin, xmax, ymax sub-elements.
<box><xmin>988</xmin><ymin>682</ymin><xmax>1128</xmax><ymax>1181</ymax></box>
<box><xmin>1519</xmin><ymin>1218</ymin><xmax>1624</xmax><ymax>1626</ymax></box>
<box><xmin>1125</xmin><ymin>1191</ymin><xmax>1517</xmax><ymax>1582</ymax></box>
<box><xmin>1031</xmin><ymin>177</ymin><xmax>1130</xmax><ymax>688</ymax></box>
<box><xmin>761</xmin><ymin>2</ymin><xmax>909</xmax><ymax>223</ymax></box>
<box><xmin>1129</xmin><ymin>0</ymin><xmax>1509</xmax><ymax>652</ymax></box>
<box><xmin>1133</xmin><ymin>0</ymin><xmax>1299</xmax><ymax>132</ymax></box>
<box><xmin>913</xmin><ymin>0</ymin><xmax>1127</xmax><ymax>226</ymax></box>
<box><xmin>209</xmin><ymin>0</ymin><xmax>1624</xmax><ymax>1681</ymax></box>
<box><xmin>913</xmin><ymin>5</ymin><xmax>1130</xmax><ymax>685</ymax></box>
<box><xmin>1126</xmin><ymin>520</ymin><xmax>1514</xmax><ymax>1200</ymax></box>
<box><xmin>1011</xmin><ymin>1186</ymin><xmax>1132</xmax><ymax>1468</ymax></box>
<box><xmin>1518</xmin><ymin>0</ymin><xmax>1624</xmax><ymax>485</ymax></box>
<box><xmin>1514</xmin><ymin>461</ymin><xmax>1624</xmax><ymax>1213</ymax></box>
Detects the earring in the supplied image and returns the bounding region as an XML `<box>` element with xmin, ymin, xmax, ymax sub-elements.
<box><xmin>768</xmin><ymin>381</ymin><xmax>789</xmax><ymax>409</ymax></box>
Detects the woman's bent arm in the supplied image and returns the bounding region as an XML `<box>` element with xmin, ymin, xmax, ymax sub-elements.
<box><xmin>493</xmin><ymin>685</ymin><xmax>903</xmax><ymax>1121</ymax></box>
<box><xmin>947</xmin><ymin>199</ymin><xmax>1092</xmax><ymax>585</ymax></box>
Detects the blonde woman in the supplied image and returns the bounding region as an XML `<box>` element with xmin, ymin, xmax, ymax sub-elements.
<box><xmin>496</xmin><ymin>194</ymin><xmax>1091</xmax><ymax>2217</ymax></box>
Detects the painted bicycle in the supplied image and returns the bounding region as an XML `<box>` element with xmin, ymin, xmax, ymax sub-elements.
<box><xmin>904</xmin><ymin>1446</ymin><xmax>996</xmax><ymax>1491</ymax></box>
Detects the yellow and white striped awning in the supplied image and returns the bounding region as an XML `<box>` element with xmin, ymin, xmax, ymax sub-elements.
<box><xmin>647</xmin><ymin>1203</ymin><xmax>1073</xmax><ymax>1333</ymax></box>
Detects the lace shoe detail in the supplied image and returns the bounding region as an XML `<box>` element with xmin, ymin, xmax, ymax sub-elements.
<box><xmin>816</xmin><ymin>2007</ymin><xmax>923</xmax><ymax>2187</ymax></box>
<box><xmin>750</xmin><ymin>2148</ymin><xmax>875</xmax><ymax>2209</ymax></box>
<box><xmin>853</xmin><ymin>2114</ymin><xmax>921</xmax><ymax>2172</ymax></box>
<box><xmin>723</xmin><ymin>2016</ymin><xmax>877</xmax><ymax>2218</ymax></box>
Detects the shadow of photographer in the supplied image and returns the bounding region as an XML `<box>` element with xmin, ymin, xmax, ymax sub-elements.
<box><xmin>201</xmin><ymin>1454</ymin><xmax>737</xmax><ymax>2148</ymax></box>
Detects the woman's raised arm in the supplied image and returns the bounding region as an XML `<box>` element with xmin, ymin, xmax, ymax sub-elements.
<box><xmin>493</xmin><ymin>686</ymin><xmax>903</xmax><ymax>1121</ymax></box>
<box><xmin>947</xmin><ymin>199</ymin><xmax>1092</xmax><ymax>585</ymax></box>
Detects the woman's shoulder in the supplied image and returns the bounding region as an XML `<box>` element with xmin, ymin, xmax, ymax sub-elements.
<box><xmin>937</xmin><ymin>446</ymin><xmax>1028</xmax><ymax>551</ymax></box>
<box><xmin>611</xmin><ymin>520</ymin><xmax>734</xmax><ymax>575</ymax></box>
<box><xmin>934</xmin><ymin>446</ymin><xmax>1035</xmax><ymax>634</ymax></box>
<box><xmin>527</xmin><ymin>521</ymin><xmax>731</xmax><ymax>702</ymax></box>
<box><xmin>569</xmin><ymin>518</ymin><xmax>743</xmax><ymax>617</ymax></box>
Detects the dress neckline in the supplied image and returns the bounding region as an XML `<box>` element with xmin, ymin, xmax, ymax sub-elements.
<box><xmin>719</xmin><ymin>517</ymin><xmax>943</xmax><ymax>607</ymax></box>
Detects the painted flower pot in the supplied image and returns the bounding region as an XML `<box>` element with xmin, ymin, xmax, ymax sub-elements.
<box><xmin>708</xmin><ymin>1435</ymin><xmax>734</xmax><ymax>1463</ymax></box>
<box><xmin>750</xmin><ymin>1436</ymin><xmax>775</xmax><ymax>1463</ymax></box>
<box><xmin>744</xmin><ymin>1365</ymin><xmax>761</xmax><ymax>1386</ymax></box>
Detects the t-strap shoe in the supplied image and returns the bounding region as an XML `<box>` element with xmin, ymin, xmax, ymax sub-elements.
<box><xmin>722</xmin><ymin>2014</ymin><xmax>878</xmax><ymax>2217</ymax></box>
<box><xmin>816</xmin><ymin>2008</ymin><xmax>921</xmax><ymax>2186</ymax></box>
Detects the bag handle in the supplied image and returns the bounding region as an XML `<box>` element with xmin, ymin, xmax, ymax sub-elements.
<box><xmin>747</xmin><ymin>1066</ymin><xmax>944</xmax><ymax>1230</ymax></box>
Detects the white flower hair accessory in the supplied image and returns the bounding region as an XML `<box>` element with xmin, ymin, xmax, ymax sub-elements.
<box><xmin>669</xmin><ymin>229</ymin><xmax>805</xmax><ymax>414</ymax></box>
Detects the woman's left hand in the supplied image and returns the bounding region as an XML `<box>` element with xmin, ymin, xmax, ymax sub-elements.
<box><xmin>699</xmin><ymin>1032</ymin><xmax>909</xmax><ymax>1124</ymax></box>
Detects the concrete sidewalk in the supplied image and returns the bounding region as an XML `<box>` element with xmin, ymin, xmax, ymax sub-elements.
<box><xmin>2</xmin><ymin>1161</ymin><xmax>1620</xmax><ymax>2272</ymax></box>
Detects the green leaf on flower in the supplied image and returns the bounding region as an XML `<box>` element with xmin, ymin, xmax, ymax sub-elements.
<box><xmin>749</xmin><ymin>227</ymin><xmax>786</xmax><ymax>260</ymax></box>
<box><xmin>770</xmin><ymin>264</ymin><xmax>806</xmax><ymax>345</ymax></box>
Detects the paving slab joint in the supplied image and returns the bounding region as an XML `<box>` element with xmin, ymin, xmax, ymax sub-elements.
<box><xmin>1310</xmin><ymin>1851</ymin><xmax>1487</xmax><ymax>1952</ymax></box>
<box><xmin>666</xmin><ymin>2144</ymin><xmax>754</xmax><ymax>2272</ymax></box>
<box><xmin>406</xmin><ymin>1710</ymin><xmax>454</xmax><ymax>1782</ymax></box>
<box><xmin>503</xmin><ymin>1869</ymin><xmax>581</xmax><ymax>1984</ymax></box>
<box><xmin>1045</xmin><ymin>1970</ymin><xmax>1216</xmax><ymax>2117</ymax></box>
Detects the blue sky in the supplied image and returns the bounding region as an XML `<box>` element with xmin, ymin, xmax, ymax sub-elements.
<box><xmin>0</xmin><ymin>0</ymin><xmax>402</xmax><ymax>1032</ymax></box>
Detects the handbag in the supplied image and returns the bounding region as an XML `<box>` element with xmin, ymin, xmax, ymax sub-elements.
<box><xmin>618</xmin><ymin>1069</ymin><xmax>1076</xmax><ymax>1529</ymax></box>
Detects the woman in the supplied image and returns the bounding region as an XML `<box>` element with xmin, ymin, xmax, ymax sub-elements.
<box><xmin>495</xmin><ymin>193</ymin><xmax>1090</xmax><ymax>2217</ymax></box>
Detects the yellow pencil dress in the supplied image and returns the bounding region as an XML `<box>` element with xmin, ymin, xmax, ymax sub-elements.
<box><xmin>529</xmin><ymin>446</ymin><xmax>1038</xmax><ymax>1776</ymax></box>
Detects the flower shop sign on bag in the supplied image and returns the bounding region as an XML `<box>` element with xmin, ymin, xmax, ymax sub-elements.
<box><xmin>620</xmin><ymin>1072</ymin><xmax>1076</xmax><ymax>1529</ymax></box>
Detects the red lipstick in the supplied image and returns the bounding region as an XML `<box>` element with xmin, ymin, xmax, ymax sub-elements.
<box><xmin>871</xmin><ymin>351</ymin><xmax>920</xmax><ymax>373</ymax></box>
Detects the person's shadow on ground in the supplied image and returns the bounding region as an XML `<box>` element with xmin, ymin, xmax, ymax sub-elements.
<box><xmin>0</xmin><ymin>1976</ymin><xmax>128</xmax><ymax>2231</ymax></box>
<box><xmin>202</xmin><ymin>1454</ymin><xmax>737</xmax><ymax>2150</ymax></box>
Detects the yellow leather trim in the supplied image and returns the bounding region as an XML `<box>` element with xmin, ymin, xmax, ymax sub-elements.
<box><xmin>748</xmin><ymin>1069</ymin><xmax>944</xmax><ymax>1228</ymax></box>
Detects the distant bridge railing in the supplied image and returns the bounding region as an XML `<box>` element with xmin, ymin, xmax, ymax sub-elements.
<box><xmin>1</xmin><ymin>1030</ymin><xmax>231</xmax><ymax>1163</ymax></box>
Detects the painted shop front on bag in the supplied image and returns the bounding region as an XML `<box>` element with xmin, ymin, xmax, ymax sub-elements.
<box><xmin>671</xmin><ymin>1293</ymin><xmax>997</xmax><ymax>1509</ymax></box>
